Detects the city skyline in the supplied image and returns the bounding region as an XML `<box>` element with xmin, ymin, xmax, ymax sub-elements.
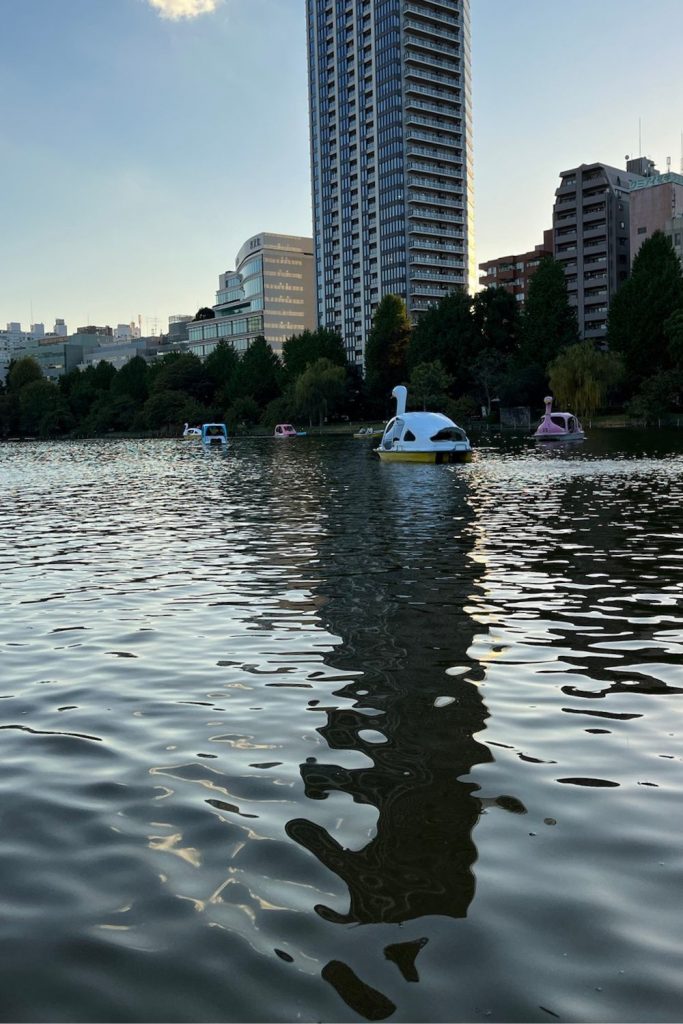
<box><xmin>1</xmin><ymin>0</ymin><xmax>682</xmax><ymax>332</ymax></box>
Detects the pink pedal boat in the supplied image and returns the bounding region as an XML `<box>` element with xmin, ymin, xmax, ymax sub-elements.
<box><xmin>533</xmin><ymin>396</ymin><xmax>585</xmax><ymax>442</ymax></box>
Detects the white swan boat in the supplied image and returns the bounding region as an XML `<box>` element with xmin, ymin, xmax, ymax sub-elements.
<box><xmin>375</xmin><ymin>386</ymin><xmax>472</xmax><ymax>464</ymax></box>
<box><xmin>182</xmin><ymin>423</ymin><xmax>202</xmax><ymax>439</ymax></box>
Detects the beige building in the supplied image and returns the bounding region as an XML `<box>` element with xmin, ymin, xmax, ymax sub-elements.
<box><xmin>188</xmin><ymin>233</ymin><xmax>315</xmax><ymax>359</ymax></box>
<box><xmin>629</xmin><ymin>172</ymin><xmax>683</xmax><ymax>269</ymax></box>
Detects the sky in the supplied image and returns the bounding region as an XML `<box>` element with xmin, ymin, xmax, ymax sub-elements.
<box><xmin>1</xmin><ymin>0</ymin><xmax>682</xmax><ymax>334</ymax></box>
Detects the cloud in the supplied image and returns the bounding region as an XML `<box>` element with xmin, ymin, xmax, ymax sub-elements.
<box><xmin>146</xmin><ymin>0</ymin><xmax>220</xmax><ymax>19</ymax></box>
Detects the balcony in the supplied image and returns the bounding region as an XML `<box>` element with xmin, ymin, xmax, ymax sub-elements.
<box><xmin>405</xmin><ymin>112</ymin><xmax>462</xmax><ymax>134</ymax></box>
<box><xmin>403</xmin><ymin>0</ymin><xmax>460</xmax><ymax>26</ymax></box>
<box><xmin>403</xmin><ymin>17</ymin><xmax>458</xmax><ymax>43</ymax></box>
<box><xmin>404</xmin><ymin>43</ymin><xmax>460</xmax><ymax>74</ymax></box>
<box><xmin>408</xmin><ymin>192</ymin><xmax>464</xmax><ymax>211</ymax></box>
<box><xmin>408</xmin><ymin>167</ymin><xmax>464</xmax><ymax>186</ymax></box>
<box><xmin>404</xmin><ymin>65</ymin><xmax>460</xmax><ymax>90</ymax></box>
<box><xmin>408</xmin><ymin>205</ymin><xmax>463</xmax><ymax>223</ymax></box>
<box><xmin>410</xmin><ymin>223</ymin><xmax>463</xmax><ymax>239</ymax></box>
<box><xmin>408</xmin><ymin>143</ymin><xmax>462</xmax><ymax>165</ymax></box>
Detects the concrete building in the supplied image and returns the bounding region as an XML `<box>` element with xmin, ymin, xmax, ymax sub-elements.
<box><xmin>628</xmin><ymin>172</ymin><xmax>683</xmax><ymax>269</ymax></box>
<box><xmin>478</xmin><ymin>230</ymin><xmax>553</xmax><ymax>305</ymax></box>
<box><xmin>187</xmin><ymin>232</ymin><xmax>315</xmax><ymax>359</ymax></box>
<box><xmin>306</xmin><ymin>0</ymin><xmax>474</xmax><ymax>366</ymax></box>
<box><xmin>552</xmin><ymin>160</ymin><xmax>653</xmax><ymax>341</ymax></box>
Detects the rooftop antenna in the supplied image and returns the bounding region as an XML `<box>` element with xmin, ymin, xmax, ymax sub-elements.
<box><xmin>638</xmin><ymin>117</ymin><xmax>642</xmax><ymax>157</ymax></box>
<box><xmin>680</xmin><ymin>131</ymin><xmax>683</xmax><ymax>174</ymax></box>
<box><xmin>667</xmin><ymin>156</ymin><xmax>671</xmax><ymax>174</ymax></box>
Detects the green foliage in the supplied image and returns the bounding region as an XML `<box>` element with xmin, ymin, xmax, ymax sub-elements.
<box><xmin>293</xmin><ymin>358</ymin><xmax>347</xmax><ymax>426</ymax></box>
<box><xmin>141</xmin><ymin>389</ymin><xmax>202</xmax><ymax>433</ymax></box>
<box><xmin>151</xmin><ymin>352</ymin><xmax>208</xmax><ymax>401</ymax></box>
<box><xmin>204</xmin><ymin>341</ymin><xmax>238</xmax><ymax>393</ymax></box>
<box><xmin>112</xmin><ymin>355</ymin><xmax>149</xmax><ymax>404</ymax></box>
<box><xmin>607</xmin><ymin>231</ymin><xmax>683</xmax><ymax>391</ymax></box>
<box><xmin>627</xmin><ymin>369</ymin><xmax>683</xmax><ymax>422</ymax></box>
<box><xmin>282</xmin><ymin>328</ymin><xmax>346</xmax><ymax>379</ymax></box>
<box><xmin>548</xmin><ymin>340</ymin><xmax>624</xmax><ymax>418</ymax></box>
<box><xmin>18</xmin><ymin>379</ymin><xmax>74</xmax><ymax>437</ymax></box>
<box><xmin>364</xmin><ymin>294</ymin><xmax>411</xmax><ymax>404</ymax></box>
<box><xmin>225</xmin><ymin>396</ymin><xmax>261</xmax><ymax>431</ymax></box>
<box><xmin>7</xmin><ymin>357</ymin><xmax>43</xmax><ymax>392</ymax></box>
<box><xmin>407</xmin><ymin>289</ymin><xmax>476</xmax><ymax>392</ymax></box>
<box><xmin>408</xmin><ymin>360</ymin><xmax>454</xmax><ymax>411</ymax></box>
<box><xmin>664</xmin><ymin>308</ymin><xmax>683</xmax><ymax>369</ymax></box>
<box><xmin>472</xmin><ymin>286</ymin><xmax>520</xmax><ymax>356</ymax></box>
<box><xmin>195</xmin><ymin>307</ymin><xmax>215</xmax><ymax>321</ymax></box>
<box><xmin>260</xmin><ymin>394</ymin><xmax>297</xmax><ymax>429</ymax></box>
<box><xmin>519</xmin><ymin>256</ymin><xmax>579</xmax><ymax>374</ymax></box>
<box><xmin>231</xmin><ymin>336</ymin><xmax>283</xmax><ymax>407</ymax></box>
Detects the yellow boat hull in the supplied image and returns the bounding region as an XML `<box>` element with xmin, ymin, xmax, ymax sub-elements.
<box><xmin>376</xmin><ymin>449</ymin><xmax>472</xmax><ymax>464</ymax></box>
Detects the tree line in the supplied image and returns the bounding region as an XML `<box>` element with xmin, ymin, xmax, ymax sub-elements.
<box><xmin>2</xmin><ymin>230</ymin><xmax>682</xmax><ymax>439</ymax></box>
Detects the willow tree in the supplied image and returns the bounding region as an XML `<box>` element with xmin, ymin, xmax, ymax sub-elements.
<box><xmin>548</xmin><ymin>340</ymin><xmax>623</xmax><ymax>418</ymax></box>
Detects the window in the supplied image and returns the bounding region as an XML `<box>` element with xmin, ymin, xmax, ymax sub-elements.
<box><xmin>637</xmin><ymin>226</ymin><xmax>647</xmax><ymax>235</ymax></box>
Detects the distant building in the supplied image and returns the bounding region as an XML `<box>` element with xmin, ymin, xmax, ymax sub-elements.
<box><xmin>168</xmin><ymin>314</ymin><xmax>192</xmax><ymax>344</ymax></box>
<box><xmin>187</xmin><ymin>232</ymin><xmax>315</xmax><ymax>359</ymax></box>
<box><xmin>552</xmin><ymin>160</ymin><xmax>653</xmax><ymax>341</ymax></box>
<box><xmin>478</xmin><ymin>230</ymin><xmax>553</xmax><ymax>305</ymax></box>
<box><xmin>53</xmin><ymin>319</ymin><xmax>68</xmax><ymax>337</ymax></box>
<box><xmin>629</xmin><ymin>171</ymin><xmax>683</xmax><ymax>269</ymax></box>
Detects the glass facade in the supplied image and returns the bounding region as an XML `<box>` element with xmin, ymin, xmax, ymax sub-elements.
<box><xmin>306</xmin><ymin>0</ymin><xmax>473</xmax><ymax>365</ymax></box>
<box><xmin>187</xmin><ymin>233</ymin><xmax>315</xmax><ymax>360</ymax></box>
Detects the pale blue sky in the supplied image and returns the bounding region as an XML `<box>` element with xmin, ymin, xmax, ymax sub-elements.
<box><xmin>1</xmin><ymin>0</ymin><xmax>681</xmax><ymax>333</ymax></box>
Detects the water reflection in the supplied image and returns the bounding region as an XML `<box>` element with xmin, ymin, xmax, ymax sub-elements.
<box><xmin>282</xmin><ymin>460</ymin><xmax>521</xmax><ymax>1013</ymax></box>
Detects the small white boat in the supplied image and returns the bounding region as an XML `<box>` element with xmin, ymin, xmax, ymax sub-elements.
<box><xmin>201</xmin><ymin>422</ymin><xmax>228</xmax><ymax>446</ymax></box>
<box><xmin>533</xmin><ymin>397</ymin><xmax>585</xmax><ymax>442</ymax></box>
<box><xmin>375</xmin><ymin>386</ymin><xmax>472</xmax><ymax>464</ymax></box>
<box><xmin>353</xmin><ymin>426</ymin><xmax>383</xmax><ymax>439</ymax></box>
<box><xmin>182</xmin><ymin>423</ymin><xmax>201</xmax><ymax>439</ymax></box>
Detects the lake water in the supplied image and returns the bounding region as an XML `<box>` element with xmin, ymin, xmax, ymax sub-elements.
<box><xmin>1</xmin><ymin>431</ymin><xmax>682</xmax><ymax>1023</ymax></box>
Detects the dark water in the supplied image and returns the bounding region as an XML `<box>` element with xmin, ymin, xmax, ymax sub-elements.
<box><xmin>1</xmin><ymin>431</ymin><xmax>682</xmax><ymax>1023</ymax></box>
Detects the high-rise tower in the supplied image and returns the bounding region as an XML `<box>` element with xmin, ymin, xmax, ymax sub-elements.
<box><xmin>306</xmin><ymin>0</ymin><xmax>473</xmax><ymax>367</ymax></box>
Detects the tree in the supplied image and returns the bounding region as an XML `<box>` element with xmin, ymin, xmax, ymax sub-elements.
<box><xmin>231</xmin><ymin>336</ymin><xmax>283</xmax><ymax>408</ymax></box>
<box><xmin>151</xmin><ymin>352</ymin><xmax>209</xmax><ymax>402</ymax></box>
<box><xmin>7</xmin><ymin>357</ymin><xmax>43</xmax><ymax>392</ymax></box>
<box><xmin>407</xmin><ymin>289</ymin><xmax>476</xmax><ymax>392</ymax></box>
<box><xmin>520</xmin><ymin>256</ymin><xmax>579</xmax><ymax>365</ymax></box>
<box><xmin>548</xmin><ymin>340</ymin><xmax>624</xmax><ymax>418</ymax></box>
<box><xmin>204</xmin><ymin>340</ymin><xmax>238</xmax><ymax>401</ymax></box>
<box><xmin>472</xmin><ymin>286</ymin><xmax>520</xmax><ymax>357</ymax></box>
<box><xmin>364</xmin><ymin>294</ymin><xmax>411</xmax><ymax>405</ymax></box>
<box><xmin>112</xmin><ymin>355</ymin><xmax>149</xmax><ymax>404</ymax></box>
<box><xmin>282</xmin><ymin>327</ymin><xmax>347</xmax><ymax>380</ymax></box>
<box><xmin>194</xmin><ymin>307</ymin><xmax>215</xmax><ymax>321</ymax></box>
<box><xmin>408</xmin><ymin>360</ymin><xmax>454</xmax><ymax>411</ymax></box>
<box><xmin>18</xmin><ymin>379</ymin><xmax>73</xmax><ymax>437</ymax></box>
<box><xmin>293</xmin><ymin>358</ymin><xmax>347</xmax><ymax>426</ymax></box>
<box><xmin>141</xmin><ymin>389</ymin><xmax>201</xmax><ymax>433</ymax></box>
<box><xmin>225</xmin><ymin>396</ymin><xmax>261</xmax><ymax>431</ymax></box>
<box><xmin>607</xmin><ymin>231</ymin><xmax>683</xmax><ymax>391</ymax></box>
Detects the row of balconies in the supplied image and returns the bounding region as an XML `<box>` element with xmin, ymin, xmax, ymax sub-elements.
<box><xmin>405</xmin><ymin>112</ymin><xmax>461</xmax><ymax>135</ymax></box>
<box><xmin>403</xmin><ymin>1</ymin><xmax>459</xmax><ymax>28</ymax></box>
<box><xmin>408</xmin><ymin>205</ymin><xmax>463</xmax><ymax>223</ymax></box>
<box><xmin>407</xmin><ymin>145</ymin><xmax>462</xmax><ymax>167</ymax></box>
<box><xmin>410</xmin><ymin>223</ymin><xmax>464</xmax><ymax>238</ymax></box>
<box><xmin>404</xmin><ymin>41</ymin><xmax>460</xmax><ymax>74</ymax></box>
<box><xmin>403</xmin><ymin>17</ymin><xmax>458</xmax><ymax>43</ymax></box>
<box><xmin>408</xmin><ymin>191</ymin><xmax>464</xmax><ymax>210</ymax></box>
<box><xmin>404</xmin><ymin>65</ymin><xmax>461</xmax><ymax>90</ymax></box>
<box><xmin>405</xmin><ymin>95</ymin><xmax>462</xmax><ymax>120</ymax></box>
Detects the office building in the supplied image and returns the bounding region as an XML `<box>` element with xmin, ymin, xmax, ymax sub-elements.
<box><xmin>478</xmin><ymin>230</ymin><xmax>553</xmax><ymax>305</ymax></box>
<box><xmin>629</xmin><ymin>171</ymin><xmax>683</xmax><ymax>269</ymax></box>
<box><xmin>187</xmin><ymin>232</ymin><xmax>315</xmax><ymax>359</ymax></box>
<box><xmin>306</xmin><ymin>0</ymin><xmax>474</xmax><ymax>365</ymax></box>
<box><xmin>552</xmin><ymin>161</ymin><xmax>652</xmax><ymax>341</ymax></box>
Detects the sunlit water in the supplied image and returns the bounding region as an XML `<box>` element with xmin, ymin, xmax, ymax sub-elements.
<box><xmin>0</xmin><ymin>431</ymin><xmax>682</xmax><ymax>1023</ymax></box>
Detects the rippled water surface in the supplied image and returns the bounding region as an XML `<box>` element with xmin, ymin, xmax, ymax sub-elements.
<box><xmin>1</xmin><ymin>431</ymin><xmax>682</xmax><ymax>1023</ymax></box>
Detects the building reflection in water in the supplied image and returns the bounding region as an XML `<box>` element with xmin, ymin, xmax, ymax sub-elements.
<box><xmin>285</xmin><ymin>461</ymin><xmax>514</xmax><ymax>935</ymax></box>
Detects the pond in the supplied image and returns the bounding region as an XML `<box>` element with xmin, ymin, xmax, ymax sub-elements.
<box><xmin>0</xmin><ymin>430</ymin><xmax>682</xmax><ymax>1022</ymax></box>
